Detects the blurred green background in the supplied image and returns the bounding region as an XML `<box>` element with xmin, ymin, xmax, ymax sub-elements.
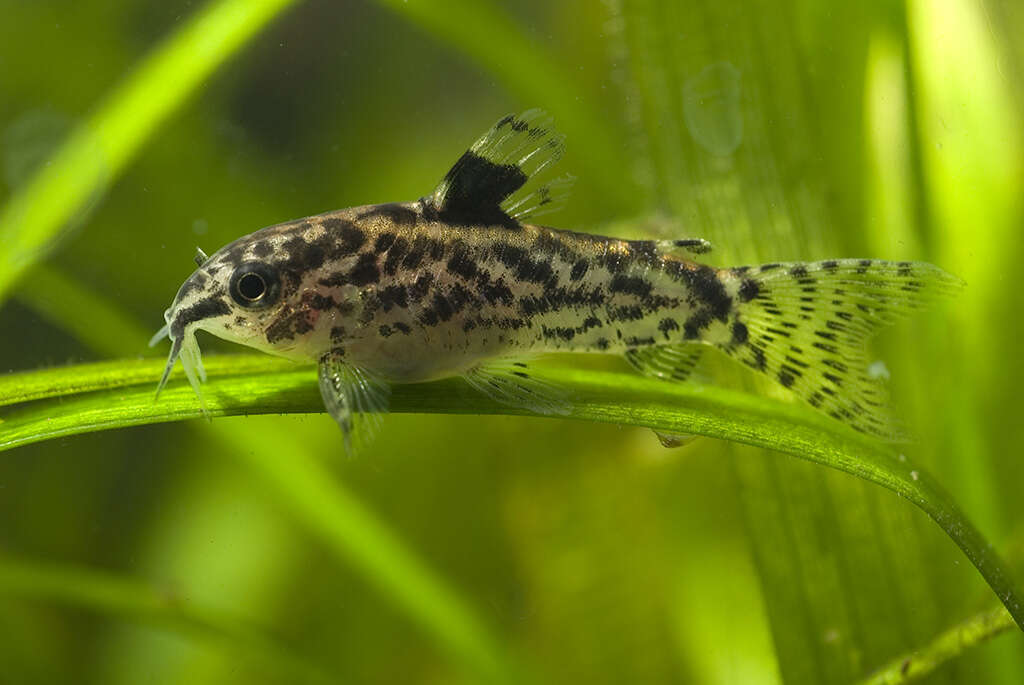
<box><xmin>1</xmin><ymin>0</ymin><xmax>1023</xmax><ymax>682</ymax></box>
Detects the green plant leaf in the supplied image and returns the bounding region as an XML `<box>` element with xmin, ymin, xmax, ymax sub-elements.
<box><xmin>0</xmin><ymin>0</ymin><xmax>301</xmax><ymax>302</ymax></box>
<box><xmin>1</xmin><ymin>356</ymin><xmax>1021</xmax><ymax>638</ymax></box>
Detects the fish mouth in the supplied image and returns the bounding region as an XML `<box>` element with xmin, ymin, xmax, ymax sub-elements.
<box><xmin>150</xmin><ymin>306</ymin><xmax>207</xmax><ymax>409</ymax></box>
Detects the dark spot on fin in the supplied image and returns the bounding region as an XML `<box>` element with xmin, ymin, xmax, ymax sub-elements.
<box><xmin>426</xmin><ymin>151</ymin><xmax>525</xmax><ymax>228</ymax></box>
<box><xmin>424</xmin><ymin>109</ymin><xmax>570</xmax><ymax>227</ymax></box>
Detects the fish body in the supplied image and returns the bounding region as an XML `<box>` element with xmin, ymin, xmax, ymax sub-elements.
<box><xmin>153</xmin><ymin>110</ymin><xmax>959</xmax><ymax>448</ymax></box>
<box><xmin>175</xmin><ymin>205</ymin><xmax>732</xmax><ymax>379</ymax></box>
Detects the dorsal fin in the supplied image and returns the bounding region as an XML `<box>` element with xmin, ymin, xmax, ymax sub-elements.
<box><xmin>424</xmin><ymin>109</ymin><xmax>573</xmax><ymax>229</ymax></box>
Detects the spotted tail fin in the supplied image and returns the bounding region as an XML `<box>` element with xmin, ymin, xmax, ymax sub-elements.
<box><xmin>722</xmin><ymin>259</ymin><xmax>962</xmax><ymax>439</ymax></box>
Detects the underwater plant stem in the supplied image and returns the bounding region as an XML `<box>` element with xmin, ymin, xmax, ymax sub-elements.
<box><xmin>1</xmin><ymin>356</ymin><xmax>1022</xmax><ymax>635</ymax></box>
<box><xmin>857</xmin><ymin>605</ymin><xmax>1015</xmax><ymax>684</ymax></box>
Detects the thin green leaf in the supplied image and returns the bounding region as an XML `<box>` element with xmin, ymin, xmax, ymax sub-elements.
<box><xmin>0</xmin><ymin>355</ymin><xmax>295</xmax><ymax>408</ymax></box>
<box><xmin>0</xmin><ymin>0</ymin><xmax>301</xmax><ymax>302</ymax></box>
<box><xmin>858</xmin><ymin>606</ymin><xmax>1016</xmax><ymax>684</ymax></box>
<box><xmin>0</xmin><ymin>556</ymin><xmax>333</xmax><ymax>684</ymax></box>
<box><xmin>1</xmin><ymin>356</ymin><xmax>1021</xmax><ymax>637</ymax></box>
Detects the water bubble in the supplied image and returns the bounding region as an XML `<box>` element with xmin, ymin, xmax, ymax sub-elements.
<box><xmin>683</xmin><ymin>62</ymin><xmax>744</xmax><ymax>157</ymax></box>
<box><xmin>868</xmin><ymin>360</ymin><xmax>891</xmax><ymax>381</ymax></box>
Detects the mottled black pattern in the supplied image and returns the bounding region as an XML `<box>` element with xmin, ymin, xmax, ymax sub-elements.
<box><xmin>447</xmin><ymin>241</ymin><xmax>478</xmax><ymax>280</ymax></box>
<box><xmin>658</xmin><ymin>317</ymin><xmax>680</xmax><ymax>339</ymax></box>
<box><xmin>374</xmin><ymin>233</ymin><xmax>396</xmax><ymax>253</ymax></box>
<box><xmin>481</xmin><ymin>278</ymin><xmax>514</xmax><ymax>306</ymax></box>
<box><xmin>430</xmin><ymin>151</ymin><xmax>525</xmax><ymax>228</ymax></box>
<box><xmin>377</xmin><ymin>285</ymin><xmax>408</xmax><ymax>311</ymax></box>
<box><xmin>408</xmin><ymin>273</ymin><xmax>434</xmax><ymax>301</ymax></box>
<box><xmin>177</xmin><ymin>271</ymin><xmax>209</xmax><ymax>299</ymax></box>
<box><xmin>348</xmin><ymin>253</ymin><xmax>380</xmax><ymax>286</ymax></box>
<box><xmin>170</xmin><ymin>295</ymin><xmax>230</xmax><ymax>338</ymax></box>
<box><xmin>318</xmin><ymin>272</ymin><xmax>350</xmax><ymax>288</ymax></box>
<box><xmin>212</xmin><ymin>208</ymin><xmax>747</xmax><ymax>378</ymax></box>
<box><xmin>266</xmin><ymin>306</ymin><xmax>315</xmax><ymax>344</ymax></box>
<box><xmin>380</xmin><ymin>238</ymin><xmax>408</xmax><ymax>275</ymax></box>
<box><xmin>359</xmin><ymin>203</ymin><xmax>419</xmax><ymax>226</ymax></box>
<box><xmin>324</xmin><ymin>218</ymin><xmax>366</xmax><ymax>253</ymax></box>
<box><xmin>266</xmin><ymin>291</ymin><xmax>339</xmax><ymax>344</ymax></box>
<box><xmin>738</xmin><ymin>278</ymin><xmax>760</xmax><ymax>302</ymax></box>
<box><xmin>609</xmin><ymin>274</ymin><xmax>653</xmax><ymax>299</ymax></box>
<box><xmin>569</xmin><ymin>259</ymin><xmax>589</xmax><ymax>281</ymax></box>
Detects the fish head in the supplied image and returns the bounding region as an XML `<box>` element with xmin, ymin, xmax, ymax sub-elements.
<box><xmin>151</xmin><ymin>217</ymin><xmax>353</xmax><ymax>402</ymax></box>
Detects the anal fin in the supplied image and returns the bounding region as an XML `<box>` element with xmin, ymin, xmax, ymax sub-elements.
<box><xmin>463</xmin><ymin>360</ymin><xmax>571</xmax><ymax>416</ymax></box>
<box><xmin>653</xmin><ymin>430</ymin><xmax>700</xmax><ymax>448</ymax></box>
<box><xmin>318</xmin><ymin>351</ymin><xmax>390</xmax><ymax>454</ymax></box>
<box><xmin>625</xmin><ymin>344</ymin><xmax>705</xmax><ymax>383</ymax></box>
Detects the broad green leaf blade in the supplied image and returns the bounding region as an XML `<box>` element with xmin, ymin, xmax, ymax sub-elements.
<box><xmin>1</xmin><ymin>356</ymin><xmax>1021</xmax><ymax>638</ymax></box>
<box><xmin>0</xmin><ymin>0</ymin><xmax>301</xmax><ymax>302</ymax></box>
<box><xmin>606</xmin><ymin>0</ymin><xmax>1024</xmax><ymax>680</ymax></box>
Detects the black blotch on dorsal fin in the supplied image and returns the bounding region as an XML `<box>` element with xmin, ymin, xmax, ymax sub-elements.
<box><xmin>431</xmin><ymin>150</ymin><xmax>527</xmax><ymax>227</ymax></box>
<box><xmin>424</xmin><ymin>109</ymin><xmax>571</xmax><ymax>229</ymax></box>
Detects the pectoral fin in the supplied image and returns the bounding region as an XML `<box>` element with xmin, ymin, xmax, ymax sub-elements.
<box><xmin>318</xmin><ymin>351</ymin><xmax>390</xmax><ymax>454</ymax></box>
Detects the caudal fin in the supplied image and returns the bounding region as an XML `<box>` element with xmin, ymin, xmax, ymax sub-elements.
<box><xmin>721</xmin><ymin>259</ymin><xmax>962</xmax><ymax>439</ymax></box>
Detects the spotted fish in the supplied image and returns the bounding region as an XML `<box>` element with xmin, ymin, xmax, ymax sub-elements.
<box><xmin>151</xmin><ymin>110</ymin><xmax>960</xmax><ymax>449</ymax></box>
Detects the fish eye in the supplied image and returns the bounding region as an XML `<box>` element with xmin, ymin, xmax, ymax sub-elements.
<box><xmin>229</xmin><ymin>262</ymin><xmax>280</xmax><ymax>308</ymax></box>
